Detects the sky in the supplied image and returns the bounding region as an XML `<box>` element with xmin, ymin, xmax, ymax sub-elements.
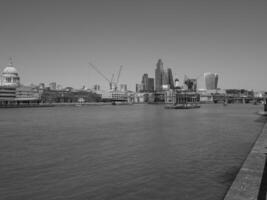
<box><xmin>0</xmin><ymin>0</ymin><xmax>266</xmax><ymax>91</ymax></box>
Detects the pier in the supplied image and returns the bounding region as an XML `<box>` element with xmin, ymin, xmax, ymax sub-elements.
<box><xmin>224</xmin><ymin>120</ymin><xmax>267</xmax><ymax>200</ymax></box>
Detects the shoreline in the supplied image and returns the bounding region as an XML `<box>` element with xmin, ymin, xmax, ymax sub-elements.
<box><xmin>223</xmin><ymin>119</ymin><xmax>267</xmax><ymax>200</ymax></box>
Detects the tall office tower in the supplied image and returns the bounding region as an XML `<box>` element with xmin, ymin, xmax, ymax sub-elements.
<box><xmin>155</xmin><ymin>59</ymin><xmax>164</xmax><ymax>91</ymax></box>
<box><xmin>162</xmin><ymin>69</ymin><xmax>169</xmax><ymax>85</ymax></box>
<box><xmin>167</xmin><ymin>68</ymin><xmax>174</xmax><ymax>89</ymax></box>
<box><xmin>204</xmin><ymin>72</ymin><xmax>219</xmax><ymax>90</ymax></box>
<box><xmin>148</xmin><ymin>78</ymin><xmax>154</xmax><ymax>92</ymax></box>
<box><xmin>142</xmin><ymin>73</ymin><xmax>149</xmax><ymax>92</ymax></box>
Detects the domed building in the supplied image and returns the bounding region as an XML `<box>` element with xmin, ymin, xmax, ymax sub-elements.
<box><xmin>1</xmin><ymin>58</ymin><xmax>20</xmax><ymax>87</ymax></box>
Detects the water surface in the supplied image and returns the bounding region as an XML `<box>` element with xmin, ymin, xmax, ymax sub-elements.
<box><xmin>0</xmin><ymin>104</ymin><xmax>266</xmax><ymax>200</ymax></box>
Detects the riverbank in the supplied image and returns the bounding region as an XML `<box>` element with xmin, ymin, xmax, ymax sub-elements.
<box><xmin>223</xmin><ymin>119</ymin><xmax>267</xmax><ymax>200</ymax></box>
<box><xmin>49</xmin><ymin>102</ymin><xmax>112</xmax><ymax>106</ymax></box>
<box><xmin>0</xmin><ymin>102</ymin><xmax>114</xmax><ymax>108</ymax></box>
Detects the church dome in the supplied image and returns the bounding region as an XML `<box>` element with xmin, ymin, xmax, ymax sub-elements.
<box><xmin>2</xmin><ymin>66</ymin><xmax>18</xmax><ymax>75</ymax></box>
<box><xmin>1</xmin><ymin>58</ymin><xmax>20</xmax><ymax>87</ymax></box>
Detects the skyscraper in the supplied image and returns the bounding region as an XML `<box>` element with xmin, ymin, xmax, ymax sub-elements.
<box><xmin>148</xmin><ymin>78</ymin><xmax>154</xmax><ymax>92</ymax></box>
<box><xmin>155</xmin><ymin>59</ymin><xmax>174</xmax><ymax>91</ymax></box>
<box><xmin>204</xmin><ymin>72</ymin><xmax>219</xmax><ymax>90</ymax></box>
<box><xmin>155</xmin><ymin>59</ymin><xmax>164</xmax><ymax>91</ymax></box>
<box><xmin>167</xmin><ymin>68</ymin><xmax>174</xmax><ymax>89</ymax></box>
<box><xmin>142</xmin><ymin>73</ymin><xmax>149</xmax><ymax>92</ymax></box>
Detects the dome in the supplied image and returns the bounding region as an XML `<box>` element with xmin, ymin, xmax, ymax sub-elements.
<box><xmin>1</xmin><ymin>58</ymin><xmax>20</xmax><ymax>87</ymax></box>
<box><xmin>2</xmin><ymin>66</ymin><xmax>18</xmax><ymax>75</ymax></box>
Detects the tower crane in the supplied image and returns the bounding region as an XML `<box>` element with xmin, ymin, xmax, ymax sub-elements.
<box><xmin>89</xmin><ymin>62</ymin><xmax>113</xmax><ymax>90</ymax></box>
<box><xmin>114</xmin><ymin>65</ymin><xmax>123</xmax><ymax>91</ymax></box>
<box><xmin>89</xmin><ymin>62</ymin><xmax>123</xmax><ymax>91</ymax></box>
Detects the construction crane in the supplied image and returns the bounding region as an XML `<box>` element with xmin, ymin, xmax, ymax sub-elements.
<box><xmin>89</xmin><ymin>62</ymin><xmax>123</xmax><ymax>91</ymax></box>
<box><xmin>114</xmin><ymin>65</ymin><xmax>123</xmax><ymax>91</ymax></box>
<box><xmin>89</xmin><ymin>62</ymin><xmax>113</xmax><ymax>90</ymax></box>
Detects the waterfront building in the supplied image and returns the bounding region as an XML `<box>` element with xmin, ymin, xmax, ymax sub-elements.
<box><xmin>16</xmin><ymin>86</ymin><xmax>40</xmax><ymax>99</ymax></box>
<box><xmin>164</xmin><ymin>90</ymin><xmax>175</xmax><ymax>104</ymax></box>
<box><xmin>204</xmin><ymin>72</ymin><xmax>219</xmax><ymax>90</ymax></box>
<box><xmin>0</xmin><ymin>59</ymin><xmax>41</xmax><ymax>107</ymax></box>
<box><xmin>0</xmin><ymin>86</ymin><xmax>16</xmax><ymax>100</ymax></box>
<box><xmin>41</xmin><ymin>88</ymin><xmax>101</xmax><ymax>103</ymax></box>
<box><xmin>174</xmin><ymin>91</ymin><xmax>200</xmax><ymax>105</ymax></box>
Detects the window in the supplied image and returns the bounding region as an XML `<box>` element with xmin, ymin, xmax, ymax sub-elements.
<box><xmin>6</xmin><ymin>77</ymin><xmax>11</xmax><ymax>82</ymax></box>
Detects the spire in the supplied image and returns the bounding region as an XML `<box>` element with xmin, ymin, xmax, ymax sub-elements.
<box><xmin>8</xmin><ymin>57</ymin><xmax>14</xmax><ymax>67</ymax></box>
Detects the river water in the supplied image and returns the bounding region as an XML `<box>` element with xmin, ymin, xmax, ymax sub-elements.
<box><xmin>0</xmin><ymin>104</ymin><xmax>266</xmax><ymax>200</ymax></box>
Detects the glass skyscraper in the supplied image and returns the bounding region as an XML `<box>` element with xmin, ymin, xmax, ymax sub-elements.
<box><xmin>204</xmin><ymin>72</ymin><xmax>219</xmax><ymax>90</ymax></box>
<box><xmin>155</xmin><ymin>59</ymin><xmax>164</xmax><ymax>91</ymax></box>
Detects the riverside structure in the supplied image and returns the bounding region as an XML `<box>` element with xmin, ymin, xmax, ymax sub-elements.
<box><xmin>0</xmin><ymin>59</ymin><xmax>41</xmax><ymax>107</ymax></box>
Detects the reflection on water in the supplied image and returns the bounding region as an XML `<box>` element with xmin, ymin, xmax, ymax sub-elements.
<box><xmin>0</xmin><ymin>104</ymin><xmax>266</xmax><ymax>200</ymax></box>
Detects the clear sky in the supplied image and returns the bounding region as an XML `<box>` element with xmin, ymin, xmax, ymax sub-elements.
<box><xmin>0</xmin><ymin>0</ymin><xmax>266</xmax><ymax>91</ymax></box>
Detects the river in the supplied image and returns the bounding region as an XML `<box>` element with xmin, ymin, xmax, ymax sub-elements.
<box><xmin>0</xmin><ymin>104</ymin><xmax>266</xmax><ymax>200</ymax></box>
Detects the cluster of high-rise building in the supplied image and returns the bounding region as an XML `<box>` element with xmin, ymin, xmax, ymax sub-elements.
<box><xmin>136</xmin><ymin>74</ymin><xmax>154</xmax><ymax>92</ymax></box>
<box><xmin>155</xmin><ymin>59</ymin><xmax>174</xmax><ymax>91</ymax></box>
<box><xmin>136</xmin><ymin>59</ymin><xmax>175</xmax><ymax>93</ymax></box>
<box><xmin>136</xmin><ymin>58</ymin><xmax>222</xmax><ymax>94</ymax></box>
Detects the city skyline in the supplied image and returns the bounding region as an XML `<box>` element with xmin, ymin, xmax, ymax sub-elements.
<box><xmin>0</xmin><ymin>0</ymin><xmax>266</xmax><ymax>90</ymax></box>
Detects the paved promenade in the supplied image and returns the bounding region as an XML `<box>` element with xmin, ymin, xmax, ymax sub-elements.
<box><xmin>224</xmin><ymin>121</ymin><xmax>267</xmax><ymax>200</ymax></box>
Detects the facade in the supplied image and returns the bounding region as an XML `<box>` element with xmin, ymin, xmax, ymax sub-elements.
<box><xmin>148</xmin><ymin>78</ymin><xmax>154</xmax><ymax>92</ymax></box>
<box><xmin>167</xmin><ymin>68</ymin><xmax>174</xmax><ymax>89</ymax></box>
<box><xmin>41</xmin><ymin>89</ymin><xmax>101</xmax><ymax>103</ymax></box>
<box><xmin>204</xmin><ymin>72</ymin><xmax>218</xmax><ymax>90</ymax></box>
<box><xmin>142</xmin><ymin>73</ymin><xmax>149</xmax><ymax>92</ymax></box>
<box><xmin>0</xmin><ymin>86</ymin><xmax>16</xmax><ymax>100</ymax></box>
<box><xmin>16</xmin><ymin>86</ymin><xmax>40</xmax><ymax>100</ymax></box>
<box><xmin>140</xmin><ymin>74</ymin><xmax>154</xmax><ymax>92</ymax></box>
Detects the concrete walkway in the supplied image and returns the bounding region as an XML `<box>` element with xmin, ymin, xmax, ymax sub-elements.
<box><xmin>224</xmin><ymin>122</ymin><xmax>267</xmax><ymax>200</ymax></box>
